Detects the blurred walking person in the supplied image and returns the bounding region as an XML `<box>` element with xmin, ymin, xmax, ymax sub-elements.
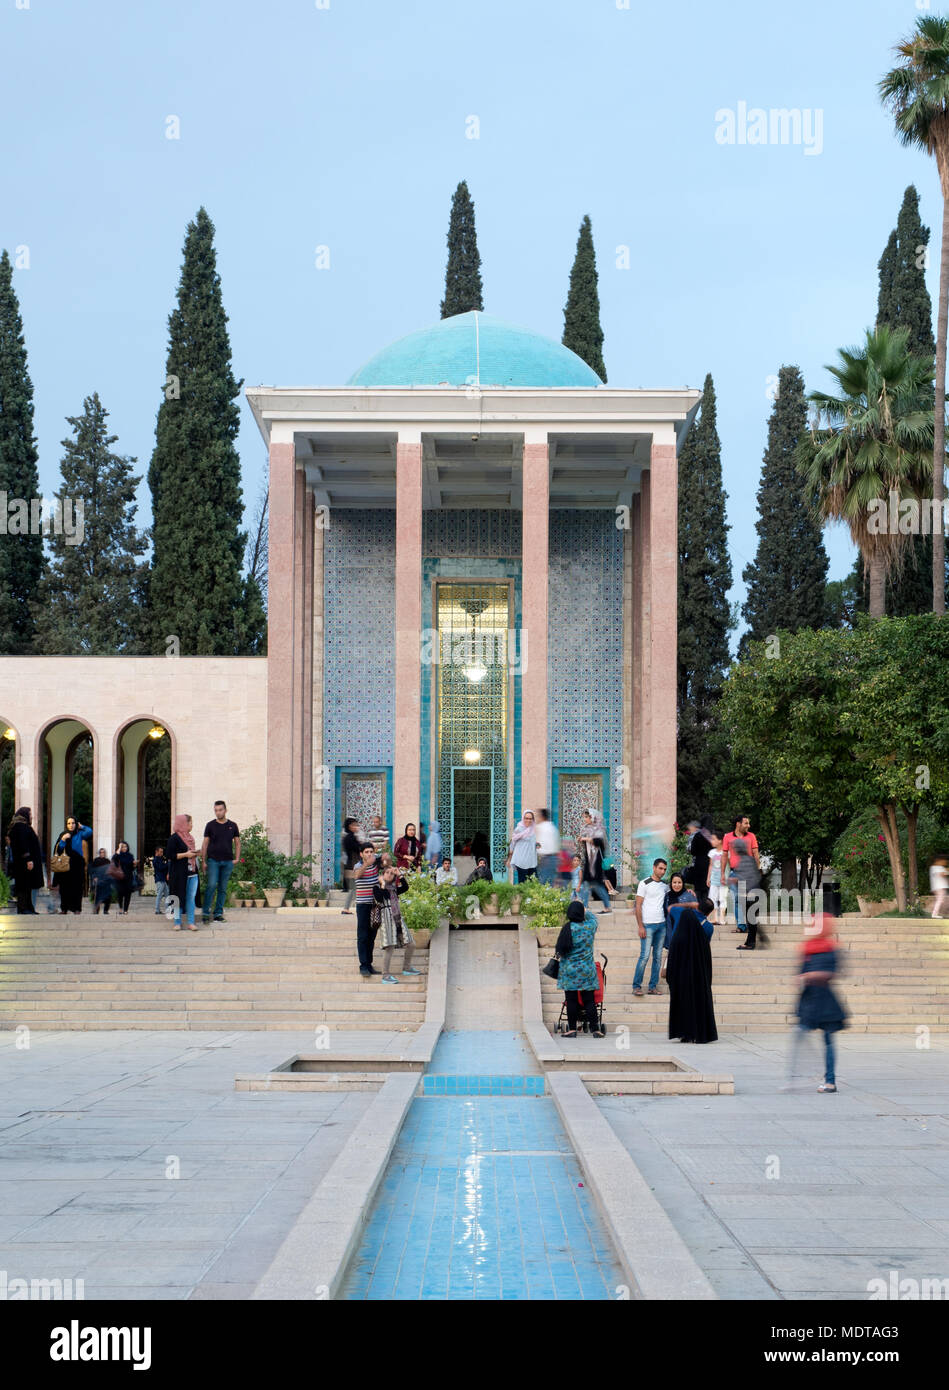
<box><xmin>535</xmin><ymin>808</ymin><xmax>561</xmax><ymax>885</ymax></box>
<box><xmin>787</xmin><ymin>914</ymin><xmax>848</xmax><ymax>1093</ymax></box>
<box><xmin>930</xmin><ymin>853</ymin><xmax>949</xmax><ymax>919</ymax></box>
<box><xmin>340</xmin><ymin>817</ymin><xmax>363</xmax><ymax>914</ymax></box>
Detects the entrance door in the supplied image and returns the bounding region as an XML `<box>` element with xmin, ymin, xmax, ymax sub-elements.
<box><xmin>451</xmin><ymin>767</ymin><xmax>493</xmax><ymax>865</ymax></box>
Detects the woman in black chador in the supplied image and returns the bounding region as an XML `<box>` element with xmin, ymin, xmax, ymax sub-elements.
<box><xmin>666</xmin><ymin>907</ymin><xmax>718</xmax><ymax>1044</ymax></box>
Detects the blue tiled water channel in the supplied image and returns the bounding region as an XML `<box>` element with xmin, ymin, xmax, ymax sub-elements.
<box><xmin>340</xmin><ymin>1029</ymin><xmax>626</xmax><ymax>1300</ymax></box>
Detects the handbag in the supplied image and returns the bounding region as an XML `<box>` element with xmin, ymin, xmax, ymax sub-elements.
<box><xmin>50</xmin><ymin>850</ymin><xmax>71</xmax><ymax>874</ymax></box>
<box><xmin>541</xmin><ymin>956</ymin><xmax>560</xmax><ymax>979</ymax></box>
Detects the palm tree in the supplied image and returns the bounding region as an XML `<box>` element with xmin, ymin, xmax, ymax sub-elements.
<box><xmin>880</xmin><ymin>17</ymin><xmax>949</xmax><ymax>615</ymax></box>
<box><xmin>796</xmin><ymin>326</ymin><xmax>934</xmax><ymax>617</ymax></box>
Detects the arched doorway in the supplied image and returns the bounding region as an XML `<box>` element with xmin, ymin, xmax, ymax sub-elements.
<box><xmin>114</xmin><ymin>719</ymin><xmax>173</xmax><ymax>866</ymax></box>
<box><xmin>39</xmin><ymin>718</ymin><xmax>96</xmax><ymax>861</ymax></box>
<box><xmin>0</xmin><ymin>720</ymin><xmax>18</xmax><ymax>853</ymax></box>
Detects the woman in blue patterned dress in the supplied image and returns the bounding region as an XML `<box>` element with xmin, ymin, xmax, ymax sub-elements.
<box><xmin>556</xmin><ymin>900</ymin><xmax>604</xmax><ymax>1037</ymax></box>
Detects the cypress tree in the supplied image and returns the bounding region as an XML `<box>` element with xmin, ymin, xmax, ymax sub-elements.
<box><xmin>0</xmin><ymin>249</ymin><xmax>44</xmax><ymax>652</ymax></box>
<box><xmin>147</xmin><ymin>208</ymin><xmax>253</xmax><ymax>654</ymax></box>
<box><xmin>32</xmin><ymin>393</ymin><xmax>147</xmax><ymax>653</ymax></box>
<box><xmin>741</xmin><ymin>365</ymin><xmax>828</xmax><ymax>651</ymax></box>
<box><xmin>875</xmin><ymin>185</ymin><xmax>937</xmax><ymax>616</ymax></box>
<box><xmin>562</xmin><ymin>215</ymin><xmax>606</xmax><ymax>381</ymax></box>
<box><xmin>677</xmin><ymin>373</ymin><xmax>733</xmax><ymax>822</ymax></box>
<box><xmin>440</xmin><ymin>182</ymin><xmax>483</xmax><ymax>318</ymax></box>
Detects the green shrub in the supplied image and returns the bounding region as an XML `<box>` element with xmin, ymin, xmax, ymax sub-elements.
<box><xmin>519</xmin><ymin>881</ymin><xmax>570</xmax><ymax>934</ymax></box>
<box><xmin>0</xmin><ymin>867</ymin><xmax>10</xmax><ymax>910</ymax></box>
<box><xmin>401</xmin><ymin>874</ymin><xmax>441</xmax><ymax>933</ymax></box>
<box><xmin>493</xmin><ymin>880</ymin><xmax>517</xmax><ymax>915</ymax></box>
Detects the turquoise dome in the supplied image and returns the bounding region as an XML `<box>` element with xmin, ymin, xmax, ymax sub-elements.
<box><xmin>347</xmin><ymin>311</ymin><xmax>603</xmax><ymax>388</ymax></box>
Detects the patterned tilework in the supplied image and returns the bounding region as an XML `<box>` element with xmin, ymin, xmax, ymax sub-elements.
<box><xmin>322</xmin><ymin>510</ymin><xmax>396</xmax><ymax>882</ymax></box>
<box><xmin>423</xmin><ymin>511</ymin><xmax>522</xmax><ymax>557</ymax></box>
<box><xmin>339</xmin><ymin>1092</ymin><xmax>625</xmax><ymax>1301</ymax></box>
<box><xmin>547</xmin><ymin>511</ymin><xmax>624</xmax><ymax>848</ymax></box>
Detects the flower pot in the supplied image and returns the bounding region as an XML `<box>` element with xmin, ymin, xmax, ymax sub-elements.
<box><xmin>264</xmin><ymin>888</ymin><xmax>286</xmax><ymax>908</ymax></box>
<box><xmin>306</xmin><ymin>897</ymin><xmax>317</xmax><ymax>908</ymax></box>
<box><xmin>484</xmin><ymin>894</ymin><xmax>498</xmax><ymax>915</ymax></box>
<box><xmin>532</xmin><ymin>925</ymin><xmax>559</xmax><ymax>951</ymax></box>
<box><xmin>410</xmin><ymin>928</ymin><xmax>433</xmax><ymax>950</ymax></box>
<box><xmin>856</xmin><ymin>896</ymin><xmax>897</xmax><ymax>917</ymax></box>
<box><xmin>509</xmin><ymin>895</ymin><xmax>521</xmax><ymax>916</ymax></box>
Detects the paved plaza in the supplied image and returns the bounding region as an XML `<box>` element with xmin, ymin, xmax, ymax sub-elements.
<box><xmin>1</xmin><ymin>1028</ymin><xmax>947</xmax><ymax>1300</ymax></box>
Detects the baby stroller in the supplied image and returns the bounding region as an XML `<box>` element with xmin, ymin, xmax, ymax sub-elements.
<box><xmin>556</xmin><ymin>952</ymin><xmax>608</xmax><ymax>1034</ymax></box>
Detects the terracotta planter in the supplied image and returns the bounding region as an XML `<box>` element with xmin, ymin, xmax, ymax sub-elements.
<box><xmin>532</xmin><ymin>925</ymin><xmax>559</xmax><ymax>951</ymax></box>
<box><xmin>856</xmin><ymin>896</ymin><xmax>897</xmax><ymax>917</ymax></box>
<box><xmin>484</xmin><ymin>895</ymin><xmax>498</xmax><ymax>915</ymax></box>
<box><xmin>306</xmin><ymin>897</ymin><xmax>318</xmax><ymax>907</ymax></box>
<box><xmin>410</xmin><ymin>928</ymin><xmax>433</xmax><ymax>950</ymax></box>
<box><xmin>264</xmin><ymin>888</ymin><xmax>287</xmax><ymax>908</ymax></box>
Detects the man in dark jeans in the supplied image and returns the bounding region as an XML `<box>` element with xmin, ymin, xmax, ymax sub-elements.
<box><xmin>352</xmin><ymin>844</ymin><xmax>381</xmax><ymax>977</ymax></box>
<box><xmin>200</xmin><ymin>801</ymin><xmax>241</xmax><ymax>924</ymax></box>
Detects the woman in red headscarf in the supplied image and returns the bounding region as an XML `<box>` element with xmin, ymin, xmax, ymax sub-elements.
<box><xmin>788</xmin><ymin>914</ymin><xmax>848</xmax><ymax>1092</ymax></box>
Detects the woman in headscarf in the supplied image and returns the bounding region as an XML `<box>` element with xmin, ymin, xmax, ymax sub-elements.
<box><xmin>555</xmin><ymin>899</ymin><xmax>605</xmax><ymax>1038</ymax></box>
<box><xmin>425</xmin><ymin>820</ymin><xmax>443</xmax><ymax>869</ymax></box>
<box><xmin>508</xmin><ymin>811</ymin><xmax>537</xmax><ymax>884</ymax></box>
<box><xmin>7</xmin><ymin>807</ymin><xmax>43</xmax><ymax>914</ymax></box>
<box><xmin>666</xmin><ymin>906</ymin><xmax>718</xmax><ymax>1044</ymax></box>
<box><xmin>111</xmin><ymin>840</ymin><xmax>137</xmax><ymax>915</ymax></box>
<box><xmin>52</xmin><ymin>815</ymin><xmax>92</xmax><ymax>914</ymax></box>
<box><xmin>393</xmin><ymin>823</ymin><xmax>423</xmax><ymax>873</ymax></box>
<box><xmin>788</xmin><ymin>914</ymin><xmax>848</xmax><ymax>1092</ymax></box>
<box><xmin>372</xmin><ymin>862</ymin><xmax>419</xmax><ymax>984</ymax></box>
<box><xmin>166</xmin><ymin>813</ymin><xmax>199</xmax><ymax>930</ymax></box>
<box><xmin>578</xmin><ymin>808</ymin><xmax>612</xmax><ymax>912</ymax></box>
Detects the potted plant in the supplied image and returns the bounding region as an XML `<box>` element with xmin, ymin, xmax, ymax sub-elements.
<box><xmin>493</xmin><ymin>880</ymin><xmax>516</xmax><ymax>917</ymax></box>
<box><xmin>519</xmin><ymin>881</ymin><xmax>570</xmax><ymax>949</ymax></box>
<box><xmin>401</xmin><ymin>873</ymin><xmax>441</xmax><ymax>947</ymax></box>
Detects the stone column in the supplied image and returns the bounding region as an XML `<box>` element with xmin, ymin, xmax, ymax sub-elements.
<box><xmin>521</xmin><ymin>439</ymin><xmax>549</xmax><ymax>812</ymax></box>
<box><xmin>630</xmin><ymin>493</ymin><xmax>644</xmax><ymax>840</ymax></box>
<box><xmin>393</xmin><ymin>437</ymin><xmax>422</xmax><ymax>835</ymax></box>
<box><xmin>301</xmin><ymin>488</ymin><xmax>315</xmax><ymax>860</ymax></box>
<box><xmin>266</xmin><ymin>440</ymin><xmax>297</xmax><ymax>853</ymax></box>
<box><xmin>311</xmin><ymin>519</ymin><xmax>325</xmax><ymax>884</ymax></box>
<box><xmin>645</xmin><ymin>441</ymin><xmax>678</xmax><ymax>837</ymax></box>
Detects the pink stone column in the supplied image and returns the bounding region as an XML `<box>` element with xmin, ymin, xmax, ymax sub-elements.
<box><xmin>630</xmin><ymin>494</ymin><xmax>643</xmax><ymax>837</ymax></box>
<box><xmin>394</xmin><ymin>440</ymin><xmax>422</xmax><ymax>835</ymax></box>
<box><xmin>521</xmin><ymin>441</ymin><xmax>549</xmax><ymax>813</ymax></box>
<box><xmin>266</xmin><ymin>441</ymin><xmax>296</xmax><ymax>853</ymax></box>
<box><xmin>646</xmin><ymin>442</ymin><xmax>678</xmax><ymax>838</ymax></box>
<box><xmin>301</xmin><ymin>488</ymin><xmax>314</xmax><ymax>859</ymax></box>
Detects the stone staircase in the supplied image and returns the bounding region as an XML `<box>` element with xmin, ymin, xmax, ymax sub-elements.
<box><xmin>539</xmin><ymin>910</ymin><xmax>949</xmax><ymax>1034</ymax></box>
<box><xmin>0</xmin><ymin>909</ymin><xmax>428</xmax><ymax>1031</ymax></box>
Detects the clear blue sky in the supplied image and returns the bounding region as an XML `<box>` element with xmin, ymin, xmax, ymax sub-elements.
<box><xmin>1</xmin><ymin>0</ymin><xmax>942</xmax><ymax>617</ymax></box>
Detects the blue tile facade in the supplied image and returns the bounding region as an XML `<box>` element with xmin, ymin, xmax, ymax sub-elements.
<box><xmin>547</xmin><ymin>511</ymin><xmax>624</xmax><ymax>850</ymax></box>
<box><xmin>322</xmin><ymin>508</ymin><xmax>625</xmax><ymax>881</ymax></box>
<box><xmin>323</xmin><ymin>511</ymin><xmax>396</xmax><ymax>882</ymax></box>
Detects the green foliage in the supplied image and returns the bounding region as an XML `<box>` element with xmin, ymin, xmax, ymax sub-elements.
<box><xmin>677</xmin><ymin>374</ymin><xmax>733</xmax><ymax>821</ymax></box>
<box><xmin>561</xmin><ymin>215</ymin><xmax>606</xmax><ymax>381</ymax></box>
<box><xmin>832</xmin><ymin>809</ymin><xmax>897</xmax><ymax>904</ymax></box>
<box><xmin>796</xmin><ymin>324</ymin><xmax>935</xmax><ymax>615</ymax></box>
<box><xmin>0</xmin><ymin>867</ymin><xmax>10</xmax><ymax>909</ymax></box>
<box><xmin>441</xmin><ymin>181</ymin><xmax>483</xmax><ymax>318</ymax></box>
<box><xmin>492</xmin><ymin>880</ymin><xmax>517</xmax><ymax>915</ymax></box>
<box><xmin>0</xmin><ymin>250</ymin><xmax>43</xmax><ymax>653</ymax></box>
<box><xmin>518</xmin><ymin>880</ymin><xmax>571</xmax><ymax>934</ymax></box>
<box><xmin>236</xmin><ymin>822</ymin><xmax>312</xmax><ymax>893</ymax></box>
<box><xmin>741</xmin><ymin>366</ymin><xmax>828</xmax><ymax>654</ymax></box>
<box><xmin>146</xmin><ymin>208</ymin><xmax>263</xmax><ymax>655</ymax></box>
<box><xmin>401</xmin><ymin>873</ymin><xmax>442</xmax><ymax>933</ymax></box>
<box><xmin>32</xmin><ymin>393</ymin><xmax>148</xmax><ymax>653</ymax></box>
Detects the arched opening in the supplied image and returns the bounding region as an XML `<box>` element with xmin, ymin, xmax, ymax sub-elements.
<box><xmin>0</xmin><ymin>720</ymin><xmax>18</xmax><ymax>847</ymax></box>
<box><xmin>114</xmin><ymin>719</ymin><xmax>173</xmax><ymax>867</ymax></box>
<box><xmin>39</xmin><ymin>718</ymin><xmax>96</xmax><ymax>861</ymax></box>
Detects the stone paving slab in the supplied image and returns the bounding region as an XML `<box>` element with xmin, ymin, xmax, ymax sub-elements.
<box><xmin>599</xmin><ymin>1031</ymin><xmax>949</xmax><ymax>1300</ymax></box>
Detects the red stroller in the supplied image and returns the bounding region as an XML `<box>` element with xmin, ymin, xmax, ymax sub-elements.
<box><xmin>556</xmin><ymin>952</ymin><xmax>608</xmax><ymax>1034</ymax></box>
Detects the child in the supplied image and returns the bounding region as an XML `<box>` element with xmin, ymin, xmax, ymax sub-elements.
<box><xmin>931</xmin><ymin>853</ymin><xmax>949</xmax><ymax>919</ymax></box>
<box><xmin>570</xmin><ymin>853</ymin><xmax>583</xmax><ymax>900</ymax></box>
<box><xmin>152</xmin><ymin>845</ymin><xmax>169</xmax><ymax>915</ymax></box>
<box><xmin>435</xmin><ymin>857</ymin><xmax>457</xmax><ymax>886</ymax></box>
<box><xmin>706</xmin><ymin>832</ymin><xmax>726</xmax><ymax>925</ymax></box>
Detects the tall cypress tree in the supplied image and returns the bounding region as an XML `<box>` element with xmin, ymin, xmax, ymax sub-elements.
<box><xmin>562</xmin><ymin>214</ymin><xmax>606</xmax><ymax>381</ymax></box>
<box><xmin>741</xmin><ymin>365</ymin><xmax>828</xmax><ymax>651</ymax></box>
<box><xmin>147</xmin><ymin>208</ymin><xmax>252</xmax><ymax>654</ymax></box>
<box><xmin>0</xmin><ymin>249</ymin><xmax>44</xmax><ymax>652</ymax></box>
<box><xmin>32</xmin><ymin>393</ymin><xmax>147</xmax><ymax>653</ymax></box>
<box><xmin>440</xmin><ymin>182</ymin><xmax>483</xmax><ymax>318</ymax></box>
<box><xmin>875</xmin><ymin>185</ymin><xmax>937</xmax><ymax>616</ymax></box>
<box><xmin>677</xmin><ymin>373</ymin><xmax>733</xmax><ymax>822</ymax></box>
